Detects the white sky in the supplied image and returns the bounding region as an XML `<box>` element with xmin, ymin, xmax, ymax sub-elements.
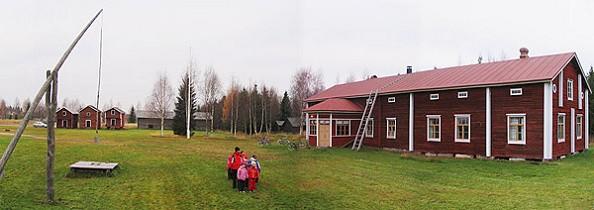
<box><xmin>1</xmin><ymin>0</ymin><xmax>593</xmax><ymax>109</ymax></box>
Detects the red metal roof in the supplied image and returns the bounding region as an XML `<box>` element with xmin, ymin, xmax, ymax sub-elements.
<box><xmin>304</xmin><ymin>98</ymin><xmax>363</xmax><ymax>112</ymax></box>
<box><xmin>307</xmin><ymin>52</ymin><xmax>582</xmax><ymax>101</ymax></box>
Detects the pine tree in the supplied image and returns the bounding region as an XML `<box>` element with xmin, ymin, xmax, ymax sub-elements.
<box><xmin>280</xmin><ymin>91</ymin><xmax>292</xmax><ymax>121</ymax></box>
<box><xmin>586</xmin><ymin>66</ymin><xmax>594</xmax><ymax>135</ymax></box>
<box><xmin>172</xmin><ymin>73</ymin><xmax>198</xmax><ymax>136</ymax></box>
<box><xmin>128</xmin><ymin>106</ymin><xmax>136</xmax><ymax>123</ymax></box>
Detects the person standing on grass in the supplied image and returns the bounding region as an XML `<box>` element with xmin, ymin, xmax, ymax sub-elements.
<box><xmin>247</xmin><ymin>161</ymin><xmax>260</xmax><ymax>192</ymax></box>
<box><xmin>236</xmin><ymin>163</ymin><xmax>248</xmax><ymax>192</ymax></box>
<box><xmin>226</xmin><ymin>154</ymin><xmax>234</xmax><ymax>180</ymax></box>
<box><xmin>249</xmin><ymin>155</ymin><xmax>261</xmax><ymax>183</ymax></box>
<box><xmin>229</xmin><ymin>147</ymin><xmax>243</xmax><ymax>189</ymax></box>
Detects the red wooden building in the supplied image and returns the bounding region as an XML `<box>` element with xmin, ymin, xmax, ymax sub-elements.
<box><xmin>79</xmin><ymin>105</ymin><xmax>102</xmax><ymax>129</ymax></box>
<box><xmin>304</xmin><ymin>48</ymin><xmax>590</xmax><ymax>160</ymax></box>
<box><xmin>105</xmin><ymin>107</ymin><xmax>126</xmax><ymax>129</ymax></box>
<box><xmin>56</xmin><ymin>107</ymin><xmax>78</xmax><ymax>129</ymax></box>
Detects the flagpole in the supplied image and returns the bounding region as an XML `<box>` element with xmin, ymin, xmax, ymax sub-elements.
<box><xmin>186</xmin><ymin>60</ymin><xmax>191</xmax><ymax>139</ymax></box>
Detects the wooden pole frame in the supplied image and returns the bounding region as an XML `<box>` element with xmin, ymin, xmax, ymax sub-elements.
<box><xmin>45</xmin><ymin>70</ymin><xmax>58</xmax><ymax>203</ymax></box>
<box><xmin>0</xmin><ymin>9</ymin><xmax>103</xmax><ymax>188</ymax></box>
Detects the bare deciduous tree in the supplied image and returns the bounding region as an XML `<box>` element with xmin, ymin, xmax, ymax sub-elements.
<box><xmin>61</xmin><ymin>98</ymin><xmax>83</xmax><ymax>112</ymax></box>
<box><xmin>201</xmin><ymin>66</ymin><xmax>221</xmax><ymax>137</ymax></box>
<box><xmin>290</xmin><ymin>67</ymin><xmax>324</xmax><ymax>134</ymax></box>
<box><xmin>146</xmin><ymin>73</ymin><xmax>174</xmax><ymax>137</ymax></box>
<box><xmin>223</xmin><ymin>78</ymin><xmax>240</xmax><ymax>135</ymax></box>
<box><xmin>0</xmin><ymin>99</ymin><xmax>6</xmax><ymax>119</ymax></box>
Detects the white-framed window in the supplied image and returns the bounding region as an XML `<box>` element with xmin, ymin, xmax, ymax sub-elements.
<box><xmin>510</xmin><ymin>88</ymin><xmax>523</xmax><ymax>96</ymax></box>
<box><xmin>507</xmin><ymin>114</ymin><xmax>526</xmax><ymax>145</ymax></box>
<box><xmin>335</xmin><ymin>120</ymin><xmax>350</xmax><ymax>136</ymax></box>
<box><xmin>309</xmin><ymin>120</ymin><xmax>317</xmax><ymax>135</ymax></box>
<box><xmin>85</xmin><ymin>120</ymin><xmax>91</xmax><ymax>128</ymax></box>
<box><xmin>386</xmin><ymin>118</ymin><xmax>396</xmax><ymax>139</ymax></box>
<box><xmin>86</xmin><ymin>112</ymin><xmax>91</xmax><ymax>117</ymax></box>
<box><xmin>387</xmin><ymin>97</ymin><xmax>396</xmax><ymax>103</ymax></box>
<box><xmin>567</xmin><ymin>79</ymin><xmax>574</xmax><ymax>101</ymax></box>
<box><xmin>429</xmin><ymin>94</ymin><xmax>439</xmax><ymax>100</ymax></box>
<box><xmin>553</xmin><ymin>84</ymin><xmax>557</xmax><ymax>93</ymax></box>
<box><xmin>111</xmin><ymin>110</ymin><xmax>115</xmax><ymax>115</ymax></box>
<box><xmin>457</xmin><ymin>91</ymin><xmax>468</xmax><ymax>99</ymax></box>
<box><xmin>426</xmin><ymin>115</ymin><xmax>441</xmax><ymax>142</ymax></box>
<box><xmin>454</xmin><ymin>114</ymin><xmax>470</xmax><ymax>143</ymax></box>
<box><xmin>365</xmin><ymin>118</ymin><xmax>374</xmax><ymax>138</ymax></box>
<box><xmin>62</xmin><ymin>111</ymin><xmax>67</xmax><ymax>116</ymax></box>
<box><xmin>577</xmin><ymin>114</ymin><xmax>583</xmax><ymax>139</ymax></box>
<box><xmin>557</xmin><ymin>113</ymin><xmax>566</xmax><ymax>143</ymax></box>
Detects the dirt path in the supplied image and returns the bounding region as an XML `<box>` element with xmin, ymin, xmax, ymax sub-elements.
<box><xmin>0</xmin><ymin>132</ymin><xmax>45</xmax><ymax>140</ymax></box>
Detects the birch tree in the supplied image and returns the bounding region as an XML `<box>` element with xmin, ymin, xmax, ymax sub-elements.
<box><xmin>147</xmin><ymin>73</ymin><xmax>174</xmax><ymax>137</ymax></box>
<box><xmin>202</xmin><ymin>66</ymin><xmax>221</xmax><ymax>137</ymax></box>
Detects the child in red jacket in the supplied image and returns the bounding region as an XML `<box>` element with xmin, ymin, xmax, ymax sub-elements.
<box><xmin>247</xmin><ymin>161</ymin><xmax>260</xmax><ymax>192</ymax></box>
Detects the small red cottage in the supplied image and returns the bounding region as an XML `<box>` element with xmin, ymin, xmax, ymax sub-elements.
<box><xmin>79</xmin><ymin>105</ymin><xmax>101</xmax><ymax>129</ymax></box>
<box><xmin>304</xmin><ymin>48</ymin><xmax>590</xmax><ymax>160</ymax></box>
<box><xmin>105</xmin><ymin>107</ymin><xmax>126</xmax><ymax>129</ymax></box>
<box><xmin>56</xmin><ymin>107</ymin><xmax>78</xmax><ymax>129</ymax></box>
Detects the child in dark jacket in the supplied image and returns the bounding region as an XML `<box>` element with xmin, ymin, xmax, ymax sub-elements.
<box><xmin>236</xmin><ymin>164</ymin><xmax>248</xmax><ymax>192</ymax></box>
<box><xmin>247</xmin><ymin>162</ymin><xmax>260</xmax><ymax>192</ymax></box>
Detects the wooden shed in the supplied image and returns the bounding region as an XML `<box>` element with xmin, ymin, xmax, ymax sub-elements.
<box><xmin>56</xmin><ymin>107</ymin><xmax>78</xmax><ymax>129</ymax></box>
<box><xmin>105</xmin><ymin>107</ymin><xmax>126</xmax><ymax>129</ymax></box>
<box><xmin>79</xmin><ymin>105</ymin><xmax>101</xmax><ymax>129</ymax></box>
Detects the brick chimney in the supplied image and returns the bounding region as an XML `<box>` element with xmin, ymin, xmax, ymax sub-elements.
<box><xmin>519</xmin><ymin>47</ymin><xmax>529</xmax><ymax>59</ymax></box>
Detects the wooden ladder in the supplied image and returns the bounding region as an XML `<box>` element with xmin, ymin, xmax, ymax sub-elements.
<box><xmin>352</xmin><ymin>90</ymin><xmax>378</xmax><ymax>151</ymax></box>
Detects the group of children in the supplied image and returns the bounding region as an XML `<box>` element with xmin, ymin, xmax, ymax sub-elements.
<box><xmin>227</xmin><ymin>147</ymin><xmax>261</xmax><ymax>192</ymax></box>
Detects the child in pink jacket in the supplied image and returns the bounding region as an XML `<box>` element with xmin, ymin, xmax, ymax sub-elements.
<box><xmin>236</xmin><ymin>164</ymin><xmax>248</xmax><ymax>192</ymax></box>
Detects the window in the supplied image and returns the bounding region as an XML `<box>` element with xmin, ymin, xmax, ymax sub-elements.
<box><xmin>577</xmin><ymin>114</ymin><xmax>583</xmax><ymax>139</ymax></box>
<box><xmin>507</xmin><ymin>114</ymin><xmax>526</xmax><ymax>144</ymax></box>
<box><xmin>86</xmin><ymin>112</ymin><xmax>91</xmax><ymax>117</ymax></box>
<box><xmin>85</xmin><ymin>120</ymin><xmax>91</xmax><ymax>128</ymax></box>
<box><xmin>457</xmin><ymin>91</ymin><xmax>468</xmax><ymax>99</ymax></box>
<box><xmin>387</xmin><ymin>97</ymin><xmax>396</xmax><ymax>103</ymax></box>
<box><xmin>510</xmin><ymin>88</ymin><xmax>523</xmax><ymax>96</ymax></box>
<box><xmin>430</xmin><ymin>94</ymin><xmax>439</xmax><ymax>100</ymax></box>
<box><xmin>553</xmin><ymin>84</ymin><xmax>557</xmax><ymax>93</ymax></box>
<box><xmin>557</xmin><ymin>113</ymin><xmax>565</xmax><ymax>143</ymax></box>
<box><xmin>427</xmin><ymin>115</ymin><xmax>441</xmax><ymax>142</ymax></box>
<box><xmin>455</xmin><ymin>115</ymin><xmax>470</xmax><ymax>143</ymax></box>
<box><xmin>365</xmin><ymin>118</ymin><xmax>374</xmax><ymax>137</ymax></box>
<box><xmin>62</xmin><ymin>111</ymin><xmax>67</xmax><ymax>116</ymax></box>
<box><xmin>567</xmin><ymin>79</ymin><xmax>574</xmax><ymax>100</ymax></box>
<box><xmin>309</xmin><ymin>120</ymin><xmax>317</xmax><ymax>135</ymax></box>
<box><xmin>386</xmin><ymin>118</ymin><xmax>396</xmax><ymax>139</ymax></box>
<box><xmin>335</xmin><ymin>120</ymin><xmax>350</xmax><ymax>136</ymax></box>
<box><xmin>111</xmin><ymin>110</ymin><xmax>115</xmax><ymax>115</ymax></box>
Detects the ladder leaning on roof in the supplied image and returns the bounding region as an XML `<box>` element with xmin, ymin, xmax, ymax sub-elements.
<box><xmin>351</xmin><ymin>90</ymin><xmax>378</xmax><ymax>151</ymax></box>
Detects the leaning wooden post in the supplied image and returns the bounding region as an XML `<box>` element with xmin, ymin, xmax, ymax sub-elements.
<box><xmin>0</xmin><ymin>9</ymin><xmax>103</xmax><ymax>180</ymax></box>
<box><xmin>45</xmin><ymin>70</ymin><xmax>58</xmax><ymax>203</ymax></box>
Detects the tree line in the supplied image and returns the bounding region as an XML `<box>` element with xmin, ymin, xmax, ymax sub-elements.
<box><xmin>143</xmin><ymin>61</ymin><xmax>325</xmax><ymax>136</ymax></box>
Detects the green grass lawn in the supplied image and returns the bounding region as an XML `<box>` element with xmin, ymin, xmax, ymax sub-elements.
<box><xmin>1</xmin><ymin>124</ymin><xmax>593</xmax><ymax>209</ymax></box>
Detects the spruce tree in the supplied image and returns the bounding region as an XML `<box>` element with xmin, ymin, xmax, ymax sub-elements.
<box><xmin>128</xmin><ymin>106</ymin><xmax>136</xmax><ymax>123</ymax></box>
<box><xmin>280</xmin><ymin>91</ymin><xmax>292</xmax><ymax>121</ymax></box>
<box><xmin>173</xmin><ymin>73</ymin><xmax>198</xmax><ymax>136</ymax></box>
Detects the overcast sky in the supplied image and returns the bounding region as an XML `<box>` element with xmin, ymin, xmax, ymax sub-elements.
<box><xmin>1</xmin><ymin>0</ymin><xmax>593</xmax><ymax>109</ymax></box>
